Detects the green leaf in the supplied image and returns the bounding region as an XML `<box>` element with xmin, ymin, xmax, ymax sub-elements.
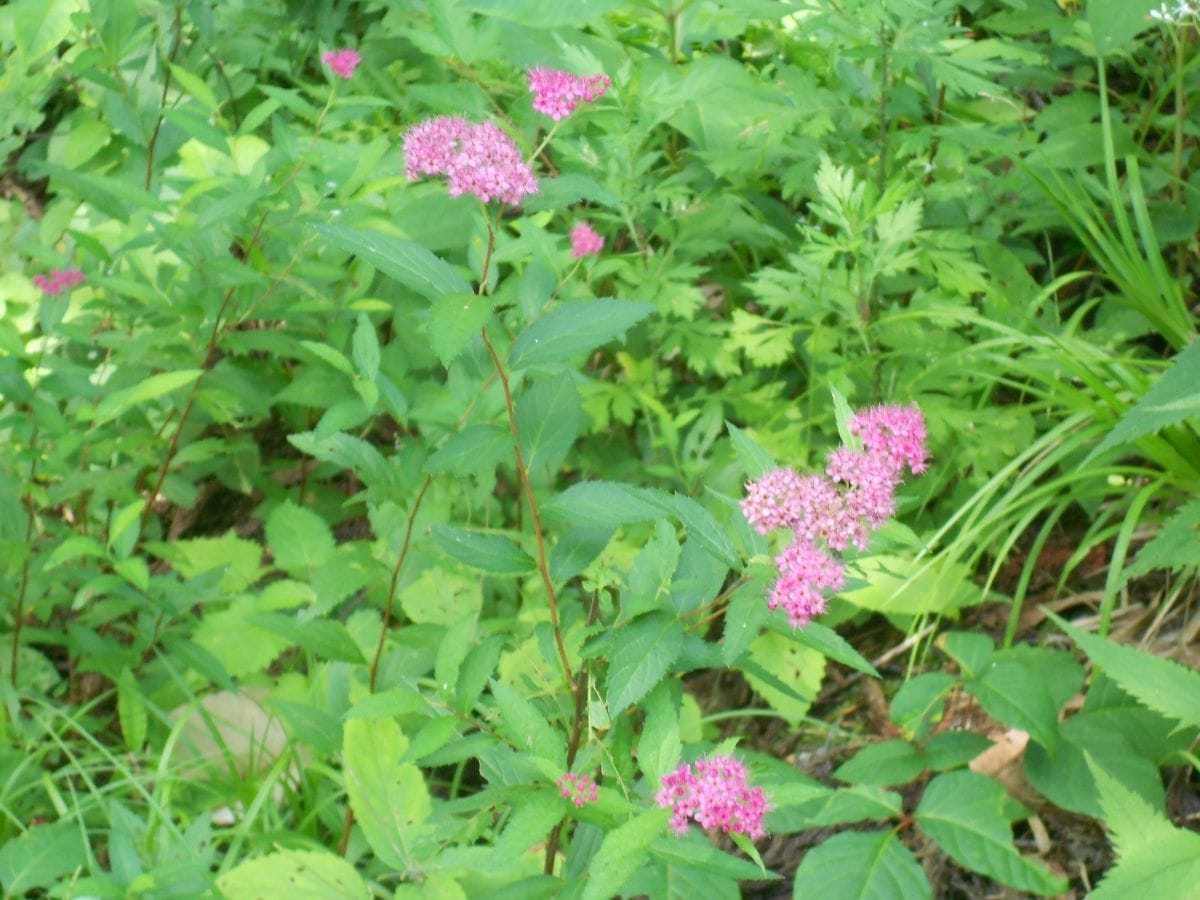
<box><xmin>218</xmin><ymin>848</ymin><xmax>370</xmax><ymax>899</ymax></box>
<box><xmin>426</xmin><ymin>425</ymin><xmax>511</xmax><ymax>475</ymax></box>
<box><xmin>352</xmin><ymin>313</ymin><xmax>380</xmax><ymax>380</ymax></box>
<box><xmin>964</xmin><ymin>659</ymin><xmax>1062</xmax><ymax>751</ymax></box>
<box><xmin>1048</xmin><ymin>611</ymin><xmax>1200</xmax><ymax>727</ymax></box>
<box><xmin>299</xmin><ymin>340</ymin><xmax>354</xmax><ymax>375</ymax></box>
<box><xmin>606</xmin><ymin>613</ymin><xmax>685</xmax><ymax>712</ymax></box>
<box><xmin>462</xmin><ymin>0</ymin><xmax>625</xmax><ymax>28</ymax></box>
<box><xmin>247</xmin><ymin>613</ymin><xmax>366</xmax><ymax>664</ymax></box>
<box><xmin>638</xmin><ymin>682</ymin><xmax>681</xmax><ymax>787</ymax></box>
<box><xmin>13</xmin><ymin>0</ymin><xmax>77</xmax><ymax>61</ymax></box>
<box><xmin>266</xmin><ymin>501</ymin><xmax>336</xmax><ymax>575</ymax></box>
<box><xmin>146</xmin><ymin>531</ymin><xmax>262</xmax><ymax>593</ymax></box>
<box><xmin>915</xmin><ymin>771</ymin><xmax>1067</xmax><ymax>895</ymax></box>
<box><xmin>667</xmin><ymin>493</ymin><xmax>740</xmax><ymax>569</ymax></box>
<box><xmin>428</xmin><ymin>293</ymin><xmax>493</xmax><ymax>366</ymax></box>
<box><xmin>650</xmin><ymin>833</ymin><xmax>779</xmax><ymax>882</ymax></box>
<box><xmin>939</xmin><ymin>631</ymin><xmax>994</xmax><ymax>678</ymax></box>
<box><xmin>0</xmin><ymin>822</ymin><xmax>85</xmax><ymax>896</ymax></box>
<box><xmin>770</xmin><ymin>783</ymin><xmax>902</xmax><ymax>832</ymax></box>
<box><xmin>116</xmin><ymin>667</ymin><xmax>147</xmax><ymax>752</ymax></box>
<box><xmin>517</xmin><ymin>377</ymin><xmax>582</xmax><ymax>472</ymax></box>
<box><xmin>725</xmin><ymin>422</ymin><xmax>776</xmax><ymax>478</ymax></box>
<box><xmin>491</xmin><ymin>790</ymin><xmax>565</xmax><ymax>863</ymax></box>
<box><xmin>1093</xmin><ymin>339</ymin><xmax>1200</xmax><ymax>455</ymax></box>
<box><xmin>509</xmin><ymin>300</ymin><xmax>655</xmax><ymax>370</ymax></box>
<box><xmin>93</xmin><ymin>369</ymin><xmax>202</xmax><ymax>425</ymax></box>
<box><xmin>1088</xmin><ymin>0</ymin><xmax>1158</xmax><ymax>57</ymax></box>
<box><xmin>834</xmin><ymin>740</ymin><xmax>925</xmax><ymax>787</ymax></box>
<box><xmin>431</xmin><ymin>525</ymin><xmax>535</xmax><ymax>576</ymax></box>
<box><xmin>489</xmin><ymin>680</ymin><xmax>565</xmax><ymax>767</ymax></box>
<box><xmin>890</xmin><ymin>672</ymin><xmax>958</xmax><ymax>740</ymax></box>
<box><xmin>543</xmin><ymin>481</ymin><xmax>666</xmax><ymax>530</ymax></box>
<box><xmin>580</xmin><ymin>809</ymin><xmax>671</xmax><ymax>900</ymax></box>
<box><xmin>1123</xmin><ymin>496</ymin><xmax>1200</xmax><ymax>582</ymax></box>
<box><xmin>32</xmin><ymin>162</ymin><xmax>168</xmax><ymax>218</ymax></box>
<box><xmin>287</xmin><ymin>431</ymin><xmax>392</xmax><ymax>487</ymax></box>
<box><xmin>791</xmin><ymin>830</ymin><xmax>931</xmax><ymax>900</ymax></box>
<box><xmin>781</xmin><ymin>621</ymin><xmax>880</xmax><ymax>678</ymax></box>
<box><xmin>313</xmin><ymin>223</ymin><xmax>471</xmax><ymax>299</ymax></box>
<box><xmin>1088</xmin><ymin>756</ymin><xmax>1200</xmax><ymax>899</ymax></box>
<box><xmin>343</xmin><ymin>718</ymin><xmax>432</xmax><ymax>875</ymax></box>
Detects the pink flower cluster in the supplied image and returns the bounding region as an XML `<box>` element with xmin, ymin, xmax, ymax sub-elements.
<box><xmin>656</xmin><ymin>755</ymin><xmax>768</xmax><ymax>839</ymax></box>
<box><xmin>403</xmin><ymin>116</ymin><xmax>538</xmax><ymax>206</ymax></box>
<box><xmin>33</xmin><ymin>268</ymin><xmax>85</xmax><ymax>296</ymax></box>
<box><xmin>322</xmin><ymin>48</ymin><xmax>361</xmax><ymax>79</ymax></box>
<box><xmin>570</xmin><ymin>222</ymin><xmax>604</xmax><ymax>258</ymax></box>
<box><xmin>557</xmin><ymin>772</ymin><xmax>598</xmax><ymax>808</ymax></box>
<box><xmin>741</xmin><ymin>404</ymin><xmax>928</xmax><ymax>628</ymax></box>
<box><xmin>528</xmin><ymin>68</ymin><xmax>611</xmax><ymax>120</ymax></box>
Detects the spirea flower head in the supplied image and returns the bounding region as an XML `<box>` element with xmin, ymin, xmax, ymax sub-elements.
<box><xmin>528</xmin><ymin>68</ymin><xmax>611</xmax><ymax>120</ymax></box>
<box><xmin>570</xmin><ymin>222</ymin><xmax>604</xmax><ymax>258</ymax></box>
<box><xmin>403</xmin><ymin>116</ymin><xmax>538</xmax><ymax>206</ymax></box>
<box><xmin>32</xmin><ymin>268</ymin><xmax>85</xmax><ymax>296</ymax></box>
<box><xmin>656</xmin><ymin>755</ymin><xmax>768</xmax><ymax>840</ymax></box>
<box><xmin>557</xmin><ymin>772</ymin><xmax>598</xmax><ymax>808</ymax></box>
<box><xmin>321</xmin><ymin>48</ymin><xmax>361</xmax><ymax>79</ymax></box>
<box><xmin>740</xmin><ymin>403</ymin><xmax>928</xmax><ymax>629</ymax></box>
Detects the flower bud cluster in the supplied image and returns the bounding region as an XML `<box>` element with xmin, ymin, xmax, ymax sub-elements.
<box><xmin>557</xmin><ymin>772</ymin><xmax>598</xmax><ymax>808</ymax></box>
<box><xmin>527</xmin><ymin>68</ymin><xmax>611</xmax><ymax>120</ymax></box>
<box><xmin>321</xmin><ymin>48</ymin><xmax>361</xmax><ymax>79</ymax></box>
<box><xmin>33</xmin><ymin>268</ymin><xmax>85</xmax><ymax>296</ymax></box>
<box><xmin>403</xmin><ymin>116</ymin><xmax>539</xmax><ymax>206</ymax></box>
<box><xmin>655</xmin><ymin>755</ymin><xmax>768</xmax><ymax>839</ymax></box>
<box><xmin>741</xmin><ymin>404</ymin><xmax>928</xmax><ymax>628</ymax></box>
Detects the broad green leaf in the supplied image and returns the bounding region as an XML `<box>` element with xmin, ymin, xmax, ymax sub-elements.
<box><xmin>428</xmin><ymin>293</ymin><xmax>492</xmax><ymax>366</ymax></box>
<box><xmin>116</xmin><ymin>667</ymin><xmax>147</xmax><ymax>752</ymax></box>
<box><xmin>1088</xmin><ymin>757</ymin><xmax>1200</xmax><ymax>899</ymax></box>
<box><xmin>218</xmin><ymin>848</ymin><xmax>370</xmax><ymax>899</ymax></box>
<box><xmin>287</xmin><ymin>431</ymin><xmax>392</xmax><ymax>487</ymax></box>
<box><xmin>168</xmin><ymin>63</ymin><xmax>220</xmax><ymax>112</ymax></box>
<box><xmin>649</xmin><ymin>833</ymin><xmax>780</xmax><ymax>882</ymax></box>
<box><xmin>834</xmin><ymin>740</ymin><xmax>924</xmax><ymax>787</ymax></box>
<box><xmin>939</xmin><ymin>631</ymin><xmax>994</xmax><ymax>678</ymax></box>
<box><xmin>842</xmin><ymin>555</ymin><xmax>977</xmax><ymax>616</ymax></box>
<box><xmin>247</xmin><ymin>613</ymin><xmax>366</xmax><ymax>664</ymax></box>
<box><xmin>638</xmin><ymin>682</ymin><xmax>681</xmax><ymax>786</ymax></box>
<box><xmin>890</xmin><ymin>672</ymin><xmax>958</xmax><ymax>740</ymax></box>
<box><xmin>146</xmin><ymin>531</ymin><xmax>262</xmax><ymax>593</ymax></box>
<box><xmin>769</xmin><ymin>783</ymin><xmax>902</xmax><ymax>832</ymax></box>
<box><xmin>1088</xmin><ymin>0</ymin><xmax>1158</xmax><ymax>57</ymax></box>
<box><xmin>606</xmin><ymin>613</ymin><xmax>685</xmax><ymax>712</ymax></box>
<box><xmin>964</xmin><ymin>659</ymin><xmax>1062</xmax><ymax>750</ymax></box>
<box><xmin>0</xmin><ymin>822</ymin><xmax>85</xmax><ymax>896</ymax></box>
<box><xmin>509</xmin><ymin>299</ymin><xmax>655</xmax><ymax>369</ymax></box>
<box><xmin>13</xmin><ymin>0</ymin><xmax>77</xmax><ymax>61</ymax></box>
<box><xmin>781</xmin><ymin>621</ymin><xmax>880</xmax><ymax>678</ymax></box>
<box><xmin>491</xmin><ymin>790</ymin><xmax>564</xmax><ymax>862</ymax></box>
<box><xmin>431</xmin><ymin>525</ymin><xmax>535</xmax><ymax>576</ymax></box>
<box><xmin>742</xmin><ymin>632</ymin><xmax>823</xmax><ymax>722</ymax></box>
<box><xmin>721</xmin><ymin>573</ymin><xmax>771</xmax><ymax>666</ymax></box>
<box><xmin>343</xmin><ymin>718</ymin><xmax>432</xmax><ymax>874</ymax></box>
<box><xmin>489</xmin><ymin>680</ymin><xmax>565</xmax><ymax>767</ymax></box>
<box><xmin>624</xmin><ymin>519</ymin><xmax>682</xmax><ymax>621</ymax></box>
<box><xmin>915</xmin><ymin>771</ymin><xmax>1067</xmax><ymax>895</ymax></box>
<box><xmin>455</xmin><ymin>635</ymin><xmax>505</xmax><ymax>714</ymax></box>
<box><xmin>352</xmin><ymin>313</ymin><xmax>380</xmax><ymax>380</ymax></box>
<box><xmin>580</xmin><ymin>809</ymin><xmax>671</xmax><ymax>900</ymax></box>
<box><xmin>425</xmin><ymin>425</ymin><xmax>511</xmax><ymax>475</ymax></box>
<box><xmin>313</xmin><ymin>223</ymin><xmax>471</xmax><ymax>299</ymax></box>
<box><xmin>543</xmin><ymin>481</ymin><xmax>666</xmax><ymax>529</ymax></box>
<box><xmin>791</xmin><ymin>830</ymin><xmax>931</xmax><ymax>900</ymax></box>
<box><xmin>93</xmin><ymin>369</ymin><xmax>203</xmax><ymax>425</ymax></box>
<box><xmin>667</xmin><ymin>493</ymin><xmax>740</xmax><ymax>569</ymax></box>
<box><xmin>299</xmin><ymin>340</ymin><xmax>355</xmax><ymax>374</ymax></box>
<box><xmin>1094</xmin><ymin>339</ymin><xmax>1200</xmax><ymax>455</ymax></box>
<box><xmin>462</xmin><ymin>0</ymin><xmax>625</xmax><ymax>28</ymax></box>
<box><xmin>266</xmin><ymin>500</ymin><xmax>336</xmax><ymax>575</ymax></box>
<box><xmin>32</xmin><ymin>162</ymin><xmax>168</xmax><ymax>217</ymax></box>
<box><xmin>1123</xmin><ymin>496</ymin><xmax>1200</xmax><ymax>582</ymax></box>
<box><xmin>516</xmin><ymin>377</ymin><xmax>583</xmax><ymax>472</ymax></box>
<box><xmin>1048</xmin><ymin>611</ymin><xmax>1200</xmax><ymax>727</ymax></box>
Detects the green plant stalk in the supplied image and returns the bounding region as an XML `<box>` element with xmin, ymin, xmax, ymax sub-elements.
<box><xmin>11</xmin><ymin>426</ymin><xmax>39</xmax><ymax>689</ymax></box>
<box><xmin>144</xmin><ymin>2</ymin><xmax>185</xmax><ymax>190</ymax></box>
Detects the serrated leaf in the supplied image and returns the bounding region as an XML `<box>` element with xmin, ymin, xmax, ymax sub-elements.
<box><xmin>516</xmin><ymin>377</ymin><xmax>582</xmax><ymax>472</ymax></box>
<box><xmin>509</xmin><ymin>299</ymin><xmax>655</xmax><ymax>369</ymax></box>
<box><xmin>352</xmin><ymin>313</ymin><xmax>380</xmax><ymax>380</ymax></box>
<box><xmin>543</xmin><ymin>481</ymin><xmax>666</xmax><ymax>529</ymax></box>
<box><xmin>247</xmin><ymin>613</ymin><xmax>366</xmax><ymax>664</ymax></box>
<box><xmin>725</xmin><ymin>422</ymin><xmax>776</xmax><ymax>478</ymax></box>
<box><xmin>770</xmin><ymin>783</ymin><xmax>903</xmax><ymax>832</ymax></box>
<box><xmin>93</xmin><ymin>369</ymin><xmax>203</xmax><ymax>425</ymax></box>
<box><xmin>491</xmin><ymin>790</ymin><xmax>565</xmax><ymax>862</ymax></box>
<box><xmin>428</xmin><ymin>293</ymin><xmax>493</xmax><ymax>366</ymax></box>
<box><xmin>606</xmin><ymin>614</ymin><xmax>685</xmax><ymax>712</ymax></box>
<box><xmin>116</xmin><ymin>668</ymin><xmax>147</xmax><ymax>752</ymax></box>
<box><xmin>781</xmin><ymin>621</ymin><xmax>880</xmax><ymax>677</ymax></box>
<box><xmin>1048</xmin><ymin>611</ymin><xmax>1200</xmax><ymax>727</ymax></box>
<box><xmin>217</xmin><ymin>847</ymin><xmax>371</xmax><ymax>899</ymax></box>
<box><xmin>1123</xmin><ymin>496</ymin><xmax>1200</xmax><ymax>582</ymax></box>
<box><xmin>915</xmin><ymin>771</ymin><xmax>1067</xmax><ymax>895</ymax></box>
<box><xmin>650</xmin><ymin>833</ymin><xmax>779</xmax><ymax>882</ymax></box>
<box><xmin>266</xmin><ymin>501</ymin><xmax>336</xmax><ymax>576</ymax></box>
<box><xmin>667</xmin><ymin>493</ymin><xmax>740</xmax><ymax>569</ymax></box>
<box><xmin>1094</xmin><ymin>339</ymin><xmax>1200</xmax><ymax>454</ymax></box>
<box><xmin>638</xmin><ymin>682</ymin><xmax>681</xmax><ymax>787</ymax></box>
<box><xmin>489</xmin><ymin>680</ymin><xmax>565</xmax><ymax>767</ymax></box>
<box><xmin>425</xmin><ymin>425</ymin><xmax>512</xmax><ymax>476</ymax></box>
<box><xmin>313</xmin><ymin>223</ymin><xmax>470</xmax><ymax>298</ymax></box>
<box><xmin>287</xmin><ymin>430</ymin><xmax>392</xmax><ymax>487</ymax></box>
<box><xmin>0</xmin><ymin>822</ymin><xmax>85</xmax><ymax>897</ymax></box>
<box><xmin>964</xmin><ymin>659</ymin><xmax>1062</xmax><ymax>750</ymax></box>
<box><xmin>580</xmin><ymin>809</ymin><xmax>671</xmax><ymax>900</ymax></box>
<box><xmin>343</xmin><ymin>718</ymin><xmax>431</xmax><ymax>874</ymax></box>
<box><xmin>1088</xmin><ymin>756</ymin><xmax>1200</xmax><ymax>899</ymax></box>
<box><xmin>431</xmin><ymin>525</ymin><xmax>535</xmax><ymax>576</ymax></box>
<box><xmin>791</xmin><ymin>830</ymin><xmax>931</xmax><ymax>900</ymax></box>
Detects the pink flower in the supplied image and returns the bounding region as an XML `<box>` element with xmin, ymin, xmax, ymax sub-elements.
<box><xmin>740</xmin><ymin>403</ymin><xmax>929</xmax><ymax>629</ymax></box>
<box><xmin>557</xmin><ymin>772</ymin><xmax>598</xmax><ymax>808</ymax></box>
<box><xmin>32</xmin><ymin>268</ymin><xmax>85</xmax><ymax>296</ymax></box>
<box><xmin>322</xmin><ymin>48</ymin><xmax>361</xmax><ymax>79</ymax></box>
<box><xmin>656</xmin><ymin>755</ymin><xmax>768</xmax><ymax>840</ymax></box>
<box><xmin>528</xmin><ymin>68</ymin><xmax>611</xmax><ymax>120</ymax></box>
<box><xmin>403</xmin><ymin>116</ymin><xmax>538</xmax><ymax>206</ymax></box>
<box><xmin>570</xmin><ymin>222</ymin><xmax>604</xmax><ymax>258</ymax></box>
